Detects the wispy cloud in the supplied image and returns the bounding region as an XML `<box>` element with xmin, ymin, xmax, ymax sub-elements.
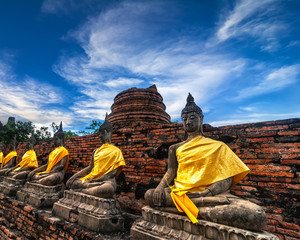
<box><xmin>0</xmin><ymin>60</ymin><xmax>73</xmax><ymax>127</ymax></box>
<box><xmin>210</xmin><ymin>111</ymin><xmax>300</xmax><ymax>127</ymax></box>
<box><xmin>235</xmin><ymin>64</ymin><xmax>300</xmax><ymax>100</ymax></box>
<box><xmin>216</xmin><ymin>0</ymin><xmax>286</xmax><ymax>52</ymax></box>
<box><xmin>54</xmin><ymin>1</ymin><xmax>246</xmax><ymax>119</ymax></box>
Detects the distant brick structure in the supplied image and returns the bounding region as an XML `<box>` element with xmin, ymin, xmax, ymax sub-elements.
<box><xmin>108</xmin><ymin>84</ymin><xmax>171</xmax><ymax>128</ymax></box>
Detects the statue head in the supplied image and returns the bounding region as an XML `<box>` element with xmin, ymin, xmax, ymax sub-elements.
<box><xmin>9</xmin><ymin>135</ymin><xmax>17</xmax><ymax>151</ymax></box>
<box><xmin>181</xmin><ymin>93</ymin><xmax>204</xmax><ymax>135</ymax></box>
<box><xmin>53</xmin><ymin>122</ymin><xmax>65</xmax><ymax>147</ymax></box>
<box><xmin>0</xmin><ymin>141</ymin><xmax>4</xmax><ymax>151</ymax></box>
<box><xmin>26</xmin><ymin>132</ymin><xmax>36</xmax><ymax>150</ymax></box>
<box><xmin>99</xmin><ymin>113</ymin><xmax>113</xmax><ymax>143</ymax></box>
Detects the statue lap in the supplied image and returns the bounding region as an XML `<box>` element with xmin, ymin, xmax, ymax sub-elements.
<box><xmin>70</xmin><ymin>178</ymin><xmax>116</xmax><ymax>198</ymax></box>
<box><xmin>145</xmin><ymin>188</ymin><xmax>266</xmax><ymax>232</ymax></box>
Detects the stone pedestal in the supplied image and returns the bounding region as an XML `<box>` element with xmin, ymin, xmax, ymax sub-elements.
<box><xmin>131</xmin><ymin>206</ymin><xmax>279</xmax><ymax>240</ymax></box>
<box><xmin>16</xmin><ymin>182</ymin><xmax>64</xmax><ymax>208</ymax></box>
<box><xmin>53</xmin><ymin>190</ymin><xmax>124</xmax><ymax>233</ymax></box>
<box><xmin>0</xmin><ymin>177</ymin><xmax>26</xmax><ymax>196</ymax></box>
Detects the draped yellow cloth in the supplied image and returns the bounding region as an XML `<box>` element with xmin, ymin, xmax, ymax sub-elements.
<box><xmin>0</xmin><ymin>152</ymin><xmax>3</xmax><ymax>165</ymax></box>
<box><xmin>1</xmin><ymin>151</ymin><xmax>17</xmax><ymax>168</ymax></box>
<box><xmin>37</xmin><ymin>146</ymin><xmax>69</xmax><ymax>175</ymax></box>
<box><xmin>13</xmin><ymin>150</ymin><xmax>38</xmax><ymax>172</ymax></box>
<box><xmin>170</xmin><ymin>135</ymin><xmax>250</xmax><ymax>223</ymax></box>
<box><xmin>81</xmin><ymin>143</ymin><xmax>125</xmax><ymax>183</ymax></box>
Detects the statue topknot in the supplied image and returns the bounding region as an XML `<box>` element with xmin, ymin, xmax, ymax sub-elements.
<box><xmin>181</xmin><ymin>93</ymin><xmax>203</xmax><ymax>117</ymax></box>
<box><xmin>54</xmin><ymin>121</ymin><xmax>65</xmax><ymax>139</ymax></box>
<box><xmin>99</xmin><ymin>113</ymin><xmax>113</xmax><ymax>133</ymax></box>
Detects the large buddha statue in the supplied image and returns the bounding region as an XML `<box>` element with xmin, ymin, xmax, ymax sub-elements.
<box><xmin>66</xmin><ymin>115</ymin><xmax>126</xmax><ymax>198</ymax></box>
<box><xmin>0</xmin><ymin>138</ymin><xmax>17</xmax><ymax>174</ymax></box>
<box><xmin>28</xmin><ymin>122</ymin><xmax>69</xmax><ymax>186</ymax></box>
<box><xmin>145</xmin><ymin>94</ymin><xmax>267</xmax><ymax>231</ymax></box>
<box><xmin>5</xmin><ymin>133</ymin><xmax>38</xmax><ymax>179</ymax></box>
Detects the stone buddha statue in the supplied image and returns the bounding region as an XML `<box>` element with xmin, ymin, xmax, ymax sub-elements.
<box><xmin>66</xmin><ymin>115</ymin><xmax>126</xmax><ymax>198</ymax></box>
<box><xmin>28</xmin><ymin>122</ymin><xmax>69</xmax><ymax>186</ymax></box>
<box><xmin>0</xmin><ymin>141</ymin><xmax>4</xmax><ymax>167</ymax></box>
<box><xmin>6</xmin><ymin>133</ymin><xmax>38</xmax><ymax>179</ymax></box>
<box><xmin>0</xmin><ymin>137</ymin><xmax>17</xmax><ymax>174</ymax></box>
<box><xmin>145</xmin><ymin>93</ymin><xmax>267</xmax><ymax>232</ymax></box>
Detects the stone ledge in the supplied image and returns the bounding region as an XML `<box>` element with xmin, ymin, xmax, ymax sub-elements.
<box><xmin>131</xmin><ymin>206</ymin><xmax>279</xmax><ymax>240</ymax></box>
<box><xmin>53</xmin><ymin>190</ymin><xmax>124</xmax><ymax>233</ymax></box>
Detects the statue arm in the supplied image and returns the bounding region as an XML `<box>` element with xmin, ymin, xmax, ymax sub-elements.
<box><xmin>87</xmin><ymin>168</ymin><xmax>118</xmax><ymax>183</ymax></box>
<box><xmin>188</xmin><ymin>177</ymin><xmax>233</xmax><ymax>197</ymax></box>
<box><xmin>27</xmin><ymin>164</ymin><xmax>47</xmax><ymax>179</ymax></box>
<box><xmin>4</xmin><ymin>166</ymin><xmax>18</xmax><ymax>175</ymax></box>
<box><xmin>153</xmin><ymin>144</ymin><xmax>178</xmax><ymax>206</ymax></box>
<box><xmin>66</xmin><ymin>150</ymin><xmax>95</xmax><ymax>188</ymax></box>
<box><xmin>207</xmin><ymin>177</ymin><xmax>233</xmax><ymax>196</ymax></box>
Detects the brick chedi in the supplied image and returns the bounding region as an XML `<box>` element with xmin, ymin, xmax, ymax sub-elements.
<box><xmin>108</xmin><ymin>84</ymin><xmax>170</xmax><ymax>128</ymax></box>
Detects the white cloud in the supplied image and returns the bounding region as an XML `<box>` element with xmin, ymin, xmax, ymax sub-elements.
<box><xmin>210</xmin><ymin>112</ymin><xmax>300</xmax><ymax>127</ymax></box>
<box><xmin>235</xmin><ymin>64</ymin><xmax>300</xmax><ymax>99</ymax></box>
<box><xmin>216</xmin><ymin>0</ymin><xmax>286</xmax><ymax>52</ymax></box>
<box><xmin>0</xmin><ymin>60</ymin><xmax>73</xmax><ymax>127</ymax></box>
<box><xmin>103</xmin><ymin>78</ymin><xmax>144</xmax><ymax>88</ymax></box>
<box><xmin>54</xmin><ymin>1</ymin><xmax>247</xmax><ymax>120</ymax></box>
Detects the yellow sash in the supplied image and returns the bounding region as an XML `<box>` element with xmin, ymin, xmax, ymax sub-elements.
<box><xmin>171</xmin><ymin>135</ymin><xmax>250</xmax><ymax>223</ymax></box>
<box><xmin>37</xmin><ymin>146</ymin><xmax>69</xmax><ymax>174</ymax></box>
<box><xmin>13</xmin><ymin>150</ymin><xmax>38</xmax><ymax>172</ymax></box>
<box><xmin>0</xmin><ymin>152</ymin><xmax>3</xmax><ymax>165</ymax></box>
<box><xmin>81</xmin><ymin>143</ymin><xmax>125</xmax><ymax>183</ymax></box>
<box><xmin>1</xmin><ymin>151</ymin><xmax>17</xmax><ymax>168</ymax></box>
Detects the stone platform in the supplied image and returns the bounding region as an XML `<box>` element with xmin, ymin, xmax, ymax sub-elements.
<box><xmin>0</xmin><ymin>177</ymin><xmax>26</xmax><ymax>196</ymax></box>
<box><xmin>16</xmin><ymin>182</ymin><xmax>64</xmax><ymax>208</ymax></box>
<box><xmin>131</xmin><ymin>206</ymin><xmax>279</xmax><ymax>240</ymax></box>
<box><xmin>53</xmin><ymin>190</ymin><xmax>124</xmax><ymax>233</ymax></box>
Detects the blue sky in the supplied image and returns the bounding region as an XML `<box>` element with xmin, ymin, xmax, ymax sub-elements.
<box><xmin>0</xmin><ymin>0</ymin><xmax>299</xmax><ymax>132</ymax></box>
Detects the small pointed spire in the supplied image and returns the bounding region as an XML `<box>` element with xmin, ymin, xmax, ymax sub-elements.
<box><xmin>59</xmin><ymin>121</ymin><xmax>63</xmax><ymax>131</ymax></box>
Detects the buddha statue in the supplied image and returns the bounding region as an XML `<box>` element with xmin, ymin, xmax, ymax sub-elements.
<box><xmin>66</xmin><ymin>115</ymin><xmax>126</xmax><ymax>198</ymax></box>
<box><xmin>27</xmin><ymin>122</ymin><xmax>69</xmax><ymax>186</ymax></box>
<box><xmin>0</xmin><ymin>137</ymin><xmax>17</xmax><ymax>174</ymax></box>
<box><xmin>145</xmin><ymin>93</ymin><xmax>267</xmax><ymax>232</ymax></box>
<box><xmin>0</xmin><ymin>141</ymin><xmax>4</xmax><ymax>167</ymax></box>
<box><xmin>5</xmin><ymin>133</ymin><xmax>38</xmax><ymax>179</ymax></box>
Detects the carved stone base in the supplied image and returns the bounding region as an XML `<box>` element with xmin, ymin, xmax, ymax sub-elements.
<box><xmin>131</xmin><ymin>206</ymin><xmax>279</xmax><ymax>240</ymax></box>
<box><xmin>53</xmin><ymin>190</ymin><xmax>124</xmax><ymax>233</ymax></box>
<box><xmin>0</xmin><ymin>177</ymin><xmax>26</xmax><ymax>196</ymax></box>
<box><xmin>16</xmin><ymin>182</ymin><xmax>64</xmax><ymax>208</ymax></box>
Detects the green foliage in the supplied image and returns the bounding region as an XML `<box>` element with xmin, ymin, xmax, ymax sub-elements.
<box><xmin>0</xmin><ymin>120</ymin><xmax>79</xmax><ymax>144</ymax></box>
<box><xmin>85</xmin><ymin>120</ymin><xmax>102</xmax><ymax>133</ymax></box>
<box><xmin>78</xmin><ymin>120</ymin><xmax>103</xmax><ymax>135</ymax></box>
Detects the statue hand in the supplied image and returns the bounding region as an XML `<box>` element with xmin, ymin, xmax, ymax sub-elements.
<box><xmin>153</xmin><ymin>188</ymin><xmax>166</xmax><ymax>207</ymax></box>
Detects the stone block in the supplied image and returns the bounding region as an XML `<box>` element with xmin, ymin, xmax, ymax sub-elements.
<box><xmin>53</xmin><ymin>190</ymin><xmax>124</xmax><ymax>233</ymax></box>
<box><xmin>130</xmin><ymin>206</ymin><xmax>280</xmax><ymax>240</ymax></box>
<box><xmin>0</xmin><ymin>177</ymin><xmax>26</xmax><ymax>197</ymax></box>
<box><xmin>16</xmin><ymin>182</ymin><xmax>64</xmax><ymax>208</ymax></box>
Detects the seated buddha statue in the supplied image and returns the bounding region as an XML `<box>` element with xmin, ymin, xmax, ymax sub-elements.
<box><xmin>145</xmin><ymin>94</ymin><xmax>267</xmax><ymax>232</ymax></box>
<box><xmin>0</xmin><ymin>138</ymin><xmax>17</xmax><ymax>175</ymax></box>
<box><xmin>0</xmin><ymin>141</ymin><xmax>4</xmax><ymax>167</ymax></box>
<box><xmin>66</xmin><ymin>115</ymin><xmax>126</xmax><ymax>198</ymax></box>
<box><xmin>6</xmin><ymin>133</ymin><xmax>38</xmax><ymax>179</ymax></box>
<box><xmin>28</xmin><ymin>122</ymin><xmax>69</xmax><ymax>186</ymax></box>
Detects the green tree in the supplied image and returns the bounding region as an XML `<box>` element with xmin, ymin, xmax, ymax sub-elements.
<box><xmin>78</xmin><ymin>120</ymin><xmax>102</xmax><ymax>135</ymax></box>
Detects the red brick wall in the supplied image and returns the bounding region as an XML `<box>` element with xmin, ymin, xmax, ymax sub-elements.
<box><xmin>7</xmin><ymin>118</ymin><xmax>300</xmax><ymax>239</ymax></box>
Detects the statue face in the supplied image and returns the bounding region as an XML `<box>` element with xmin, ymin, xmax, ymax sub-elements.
<box><xmin>53</xmin><ymin>135</ymin><xmax>63</xmax><ymax>147</ymax></box>
<box><xmin>99</xmin><ymin>130</ymin><xmax>112</xmax><ymax>143</ymax></box>
<box><xmin>182</xmin><ymin>111</ymin><xmax>202</xmax><ymax>133</ymax></box>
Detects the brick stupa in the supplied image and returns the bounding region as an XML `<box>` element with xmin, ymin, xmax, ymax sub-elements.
<box><xmin>108</xmin><ymin>85</ymin><xmax>170</xmax><ymax>128</ymax></box>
